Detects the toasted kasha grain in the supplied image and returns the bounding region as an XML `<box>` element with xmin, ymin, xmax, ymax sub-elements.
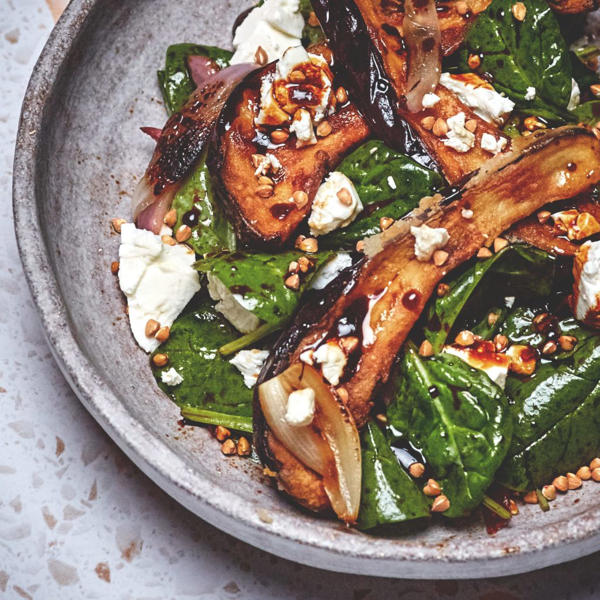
<box><xmin>356</xmin><ymin>240</ymin><xmax>365</xmax><ymax>252</ymax></box>
<box><xmin>237</xmin><ymin>436</ymin><xmax>251</xmax><ymax>456</ymax></box>
<box><xmin>494</xmin><ymin>334</ymin><xmax>508</xmax><ymax>352</ymax></box>
<box><xmin>285</xmin><ymin>274</ymin><xmax>301</xmax><ymax>290</ymax></box>
<box><xmin>297</xmin><ymin>256</ymin><xmax>313</xmax><ymax>273</ymax></box>
<box><xmin>175</xmin><ymin>225</ymin><xmax>192</xmax><ymax>242</ymax></box>
<box><xmin>292</xmin><ymin>190</ymin><xmax>309</xmax><ymax>209</ymax></box>
<box><xmin>152</xmin><ymin>353</ymin><xmax>168</xmax><ymax>367</ymax></box>
<box><xmin>298</xmin><ymin>237</ymin><xmax>318</xmax><ymax>253</ymax></box>
<box><xmin>523</xmin><ymin>490</ymin><xmax>538</xmax><ymax>504</ymax></box>
<box><xmin>419</xmin><ymin>340</ymin><xmax>434</xmax><ymax>357</ymax></box>
<box><xmin>433</xmin><ymin>250</ymin><xmax>449</xmax><ymax>267</ymax></box>
<box><xmin>254</xmin><ymin>45</ymin><xmax>268</xmax><ymax>66</ymax></box>
<box><xmin>258</xmin><ymin>175</ymin><xmax>274</xmax><ymax>187</ymax></box>
<box><xmin>409</xmin><ymin>462</ymin><xmax>425</xmax><ymax>478</ymax></box>
<box><xmin>465</xmin><ymin>119</ymin><xmax>478</xmax><ymax>133</ymax></box>
<box><xmin>431</xmin><ymin>494</ymin><xmax>450</xmax><ymax>512</ymax></box>
<box><xmin>553</xmin><ymin>475</ymin><xmax>569</xmax><ymax>492</ymax></box>
<box><xmin>577</xmin><ymin>466</ymin><xmax>592</xmax><ymax>481</ymax></box>
<box><xmin>455</xmin><ymin>330</ymin><xmax>475</xmax><ymax>347</ymax></box>
<box><xmin>488</xmin><ymin>312</ymin><xmax>499</xmax><ymax>326</ymax></box>
<box><xmin>506</xmin><ymin>344</ymin><xmax>537</xmax><ymax>376</ymax></box>
<box><xmin>591</xmin><ymin>84</ymin><xmax>600</xmax><ymax>98</ymax></box>
<box><xmin>567</xmin><ymin>472</ymin><xmax>582</xmax><ymax>489</ymax></box>
<box><xmin>493</xmin><ymin>237</ymin><xmax>509</xmax><ymax>253</ymax></box>
<box><xmin>509</xmin><ymin>499</ymin><xmax>519</xmax><ymax>515</ymax></box>
<box><xmin>456</xmin><ymin>0</ymin><xmax>469</xmax><ymax>14</ymax></box>
<box><xmin>316</xmin><ymin>121</ymin><xmax>332</xmax><ymax>137</ymax></box>
<box><xmin>257</xmin><ymin>185</ymin><xmax>275</xmax><ymax>198</ymax></box>
<box><xmin>524</xmin><ymin>116</ymin><xmax>546</xmax><ymax>131</ymax></box>
<box><xmin>289</xmin><ymin>69</ymin><xmax>306</xmax><ymax>83</ymax></box>
<box><xmin>145</xmin><ymin>319</ymin><xmax>160</xmax><ymax>337</ymax></box>
<box><xmin>155</xmin><ymin>326</ymin><xmax>170</xmax><ymax>343</ymax></box>
<box><xmin>592</xmin><ymin>468</ymin><xmax>600</xmax><ymax>482</ymax></box>
<box><xmin>433</xmin><ymin>118</ymin><xmax>449</xmax><ymax>137</ymax></box>
<box><xmin>221</xmin><ymin>439</ymin><xmax>237</xmax><ymax>455</ymax></box>
<box><xmin>437</xmin><ymin>283</ymin><xmax>450</xmax><ymax>297</ymax></box>
<box><xmin>380</xmin><ymin>217</ymin><xmax>394</xmax><ymax>231</ymax></box>
<box><xmin>161</xmin><ymin>234</ymin><xmax>176</xmax><ymax>246</ymax></box>
<box><xmin>288</xmin><ymin>260</ymin><xmax>299</xmax><ymax>274</ymax></box>
<box><xmin>512</xmin><ymin>1</ymin><xmax>526</xmax><ymax>20</ymax></box>
<box><xmin>215</xmin><ymin>425</ymin><xmax>231</xmax><ymax>442</ymax></box>
<box><xmin>542</xmin><ymin>485</ymin><xmax>556</xmax><ymax>501</ymax></box>
<box><xmin>468</xmin><ymin>54</ymin><xmax>481</xmax><ymax>69</ymax></box>
<box><xmin>421</xmin><ymin>116</ymin><xmax>436</xmax><ymax>131</ymax></box>
<box><xmin>542</xmin><ymin>341</ymin><xmax>557</xmax><ymax>355</ymax></box>
<box><xmin>164</xmin><ymin>209</ymin><xmax>178</xmax><ymax>228</ymax></box>
<box><xmin>308</xmin><ymin>10</ymin><xmax>320</xmax><ymax>26</ymax></box>
<box><xmin>477</xmin><ymin>247</ymin><xmax>493</xmax><ymax>259</ymax></box>
<box><xmin>375</xmin><ymin>413</ymin><xmax>388</xmax><ymax>424</ymax></box>
<box><xmin>337</xmin><ymin>188</ymin><xmax>353</xmax><ymax>206</ymax></box>
<box><xmin>111</xmin><ymin>261</ymin><xmax>120</xmax><ymax>275</ymax></box>
<box><xmin>339</xmin><ymin>336</ymin><xmax>359</xmax><ymax>354</ymax></box>
<box><xmin>537</xmin><ymin>210</ymin><xmax>551</xmax><ymax>224</ymax></box>
<box><xmin>462</xmin><ymin>208</ymin><xmax>474</xmax><ymax>219</ymax></box>
<box><xmin>111</xmin><ymin>218</ymin><xmax>127</xmax><ymax>233</ymax></box>
<box><xmin>337</xmin><ymin>387</ymin><xmax>349</xmax><ymax>402</ymax></box>
<box><xmin>271</xmin><ymin>129</ymin><xmax>290</xmax><ymax>144</ymax></box>
<box><xmin>591</xmin><ymin>458</ymin><xmax>600</xmax><ymax>470</ymax></box>
<box><xmin>336</xmin><ymin>86</ymin><xmax>348</xmax><ymax>104</ymax></box>
<box><xmin>423</xmin><ymin>479</ymin><xmax>442</xmax><ymax>496</ymax></box>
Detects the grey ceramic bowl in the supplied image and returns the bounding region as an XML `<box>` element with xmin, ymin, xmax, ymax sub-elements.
<box><xmin>13</xmin><ymin>0</ymin><xmax>600</xmax><ymax>579</ymax></box>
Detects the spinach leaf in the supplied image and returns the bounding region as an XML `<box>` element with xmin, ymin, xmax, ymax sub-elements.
<box><xmin>570</xmin><ymin>101</ymin><xmax>600</xmax><ymax>126</ymax></box>
<box><xmin>321</xmin><ymin>141</ymin><xmax>442</xmax><ymax>249</ymax></box>
<box><xmin>151</xmin><ymin>296</ymin><xmax>254</xmax><ymax>432</ymax></box>
<box><xmin>358</xmin><ymin>423</ymin><xmax>431</xmax><ymax>530</ymax></box>
<box><xmin>423</xmin><ymin>245</ymin><xmax>555</xmax><ymax>352</ymax></box>
<box><xmin>157</xmin><ymin>44</ymin><xmax>232</xmax><ymax>115</ymax></box>
<box><xmin>497</xmin><ymin>334</ymin><xmax>600</xmax><ymax>490</ymax></box>
<box><xmin>459</xmin><ymin>0</ymin><xmax>573</xmax><ymax>122</ymax></box>
<box><xmin>172</xmin><ymin>159</ymin><xmax>237</xmax><ymax>256</ymax></box>
<box><xmin>196</xmin><ymin>250</ymin><xmax>335</xmax><ymax>328</ymax></box>
<box><xmin>388</xmin><ymin>347</ymin><xmax>513</xmax><ymax>518</ymax></box>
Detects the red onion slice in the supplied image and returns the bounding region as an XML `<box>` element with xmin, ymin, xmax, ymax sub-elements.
<box><xmin>404</xmin><ymin>0</ymin><xmax>442</xmax><ymax>113</ymax></box>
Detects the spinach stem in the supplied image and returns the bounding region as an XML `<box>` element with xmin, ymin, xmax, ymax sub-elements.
<box><xmin>219</xmin><ymin>322</ymin><xmax>283</xmax><ymax>356</ymax></box>
<box><xmin>483</xmin><ymin>495</ymin><xmax>512</xmax><ymax>520</ymax></box>
<box><xmin>180</xmin><ymin>408</ymin><xmax>253</xmax><ymax>433</ymax></box>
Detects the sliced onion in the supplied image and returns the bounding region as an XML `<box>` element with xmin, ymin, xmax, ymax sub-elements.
<box><xmin>187</xmin><ymin>55</ymin><xmax>220</xmax><ymax>88</ymax></box>
<box><xmin>134</xmin><ymin>182</ymin><xmax>175</xmax><ymax>234</ymax></box>
<box><xmin>404</xmin><ymin>0</ymin><xmax>442</xmax><ymax>113</ymax></box>
<box><xmin>140</xmin><ymin>126</ymin><xmax>163</xmax><ymax>142</ymax></box>
<box><xmin>259</xmin><ymin>363</ymin><xmax>362</xmax><ymax>523</ymax></box>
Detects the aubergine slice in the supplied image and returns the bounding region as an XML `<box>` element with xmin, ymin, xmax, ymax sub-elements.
<box><xmin>312</xmin><ymin>0</ymin><xmax>510</xmax><ymax>185</ymax></box>
<box><xmin>548</xmin><ymin>0</ymin><xmax>599</xmax><ymax>12</ymax></box>
<box><xmin>207</xmin><ymin>65</ymin><xmax>371</xmax><ymax>247</ymax></box>
<box><xmin>255</xmin><ymin>126</ymin><xmax>600</xmax><ymax>513</ymax></box>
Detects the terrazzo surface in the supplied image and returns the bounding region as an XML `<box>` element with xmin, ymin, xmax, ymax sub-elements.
<box><xmin>1</xmin><ymin>0</ymin><xmax>600</xmax><ymax>597</ymax></box>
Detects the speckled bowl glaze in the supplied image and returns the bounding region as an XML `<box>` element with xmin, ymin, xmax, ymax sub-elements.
<box><xmin>13</xmin><ymin>0</ymin><xmax>600</xmax><ymax>579</ymax></box>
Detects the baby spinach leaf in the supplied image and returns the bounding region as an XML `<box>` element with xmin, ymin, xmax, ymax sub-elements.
<box><xmin>387</xmin><ymin>347</ymin><xmax>513</xmax><ymax>518</ymax></box>
<box><xmin>172</xmin><ymin>159</ymin><xmax>237</xmax><ymax>257</ymax></box>
<box><xmin>151</xmin><ymin>296</ymin><xmax>254</xmax><ymax>432</ymax></box>
<box><xmin>158</xmin><ymin>44</ymin><xmax>232</xmax><ymax>115</ymax></box>
<box><xmin>196</xmin><ymin>250</ymin><xmax>335</xmax><ymax>328</ymax></box>
<box><xmin>321</xmin><ymin>141</ymin><xmax>442</xmax><ymax>249</ymax></box>
<box><xmin>423</xmin><ymin>245</ymin><xmax>555</xmax><ymax>352</ymax></box>
<box><xmin>358</xmin><ymin>423</ymin><xmax>431</xmax><ymax>530</ymax></box>
<box><xmin>570</xmin><ymin>101</ymin><xmax>600</xmax><ymax>126</ymax></box>
<box><xmin>460</xmin><ymin>0</ymin><xmax>574</xmax><ymax>122</ymax></box>
<box><xmin>497</xmin><ymin>334</ymin><xmax>600</xmax><ymax>490</ymax></box>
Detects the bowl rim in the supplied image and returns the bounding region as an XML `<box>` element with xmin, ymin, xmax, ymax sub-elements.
<box><xmin>12</xmin><ymin>0</ymin><xmax>600</xmax><ymax>579</ymax></box>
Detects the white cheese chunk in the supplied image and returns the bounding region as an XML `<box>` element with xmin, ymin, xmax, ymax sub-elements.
<box><xmin>118</xmin><ymin>224</ymin><xmax>201</xmax><ymax>353</ymax></box>
<box><xmin>284</xmin><ymin>388</ymin><xmax>316</xmax><ymax>426</ymax></box>
<box><xmin>410</xmin><ymin>224</ymin><xmax>450</xmax><ymax>262</ymax></box>
<box><xmin>443</xmin><ymin>345</ymin><xmax>510</xmax><ymax>389</ymax></box>
<box><xmin>290</xmin><ymin>108</ymin><xmax>317</xmax><ymax>147</ymax></box>
<box><xmin>439</xmin><ymin>73</ymin><xmax>515</xmax><ymax>124</ymax></box>
<box><xmin>574</xmin><ymin>240</ymin><xmax>600</xmax><ymax>326</ymax></box>
<box><xmin>314</xmin><ymin>342</ymin><xmax>347</xmax><ymax>386</ymax></box>
<box><xmin>230</xmin><ymin>349</ymin><xmax>270</xmax><ymax>388</ymax></box>
<box><xmin>161</xmin><ymin>368</ymin><xmax>184</xmax><ymax>387</ymax></box>
<box><xmin>207</xmin><ymin>274</ymin><xmax>261</xmax><ymax>334</ymax></box>
<box><xmin>310</xmin><ymin>253</ymin><xmax>353</xmax><ymax>290</ymax></box>
<box><xmin>480</xmin><ymin>132</ymin><xmax>508</xmax><ymax>155</ymax></box>
<box><xmin>230</xmin><ymin>0</ymin><xmax>304</xmax><ymax>65</ymax></box>
<box><xmin>422</xmin><ymin>92</ymin><xmax>441</xmax><ymax>108</ymax></box>
<box><xmin>308</xmin><ymin>172</ymin><xmax>363</xmax><ymax>236</ymax></box>
<box><xmin>568</xmin><ymin>78</ymin><xmax>581</xmax><ymax>111</ymax></box>
<box><xmin>443</xmin><ymin>112</ymin><xmax>476</xmax><ymax>153</ymax></box>
<box><xmin>525</xmin><ymin>86</ymin><xmax>537</xmax><ymax>101</ymax></box>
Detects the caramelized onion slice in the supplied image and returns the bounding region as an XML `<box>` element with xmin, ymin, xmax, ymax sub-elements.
<box><xmin>258</xmin><ymin>364</ymin><xmax>362</xmax><ymax>523</ymax></box>
<box><xmin>404</xmin><ymin>0</ymin><xmax>442</xmax><ymax>113</ymax></box>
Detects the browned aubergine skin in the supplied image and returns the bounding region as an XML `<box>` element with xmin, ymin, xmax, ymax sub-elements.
<box><xmin>207</xmin><ymin>66</ymin><xmax>371</xmax><ymax>247</ymax></box>
<box><xmin>548</xmin><ymin>0</ymin><xmax>599</xmax><ymax>12</ymax></box>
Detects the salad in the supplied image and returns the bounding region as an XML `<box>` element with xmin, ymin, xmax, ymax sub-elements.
<box><xmin>112</xmin><ymin>0</ymin><xmax>600</xmax><ymax>531</ymax></box>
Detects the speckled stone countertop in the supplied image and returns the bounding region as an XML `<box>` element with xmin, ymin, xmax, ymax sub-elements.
<box><xmin>1</xmin><ymin>1</ymin><xmax>600</xmax><ymax>598</ymax></box>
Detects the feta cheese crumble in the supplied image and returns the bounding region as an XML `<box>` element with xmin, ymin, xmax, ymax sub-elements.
<box><xmin>308</xmin><ymin>172</ymin><xmax>364</xmax><ymax>236</ymax></box>
<box><xmin>230</xmin><ymin>349</ymin><xmax>270</xmax><ymax>388</ymax></box>
<box><xmin>480</xmin><ymin>132</ymin><xmax>508</xmax><ymax>155</ymax></box>
<box><xmin>161</xmin><ymin>368</ymin><xmax>184</xmax><ymax>387</ymax></box>
<box><xmin>230</xmin><ymin>0</ymin><xmax>304</xmax><ymax>65</ymax></box>
<box><xmin>410</xmin><ymin>224</ymin><xmax>450</xmax><ymax>262</ymax></box>
<box><xmin>207</xmin><ymin>275</ymin><xmax>261</xmax><ymax>334</ymax></box>
<box><xmin>314</xmin><ymin>341</ymin><xmax>347</xmax><ymax>386</ymax></box>
<box><xmin>525</xmin><ymin>86</ymin><xmax>536</xmax><ymax>101</ymax></box>
<box><xmin>118</xmin><ymin>224</ymin><xmax>201</xmax><ymax>353</ymax></box>
<box><xmin>310</xmin><ymin>253</ymin><xmax>353</xmax><ymax>290</ymax></box>
<box><xmin>567</xmin><ymin>78</ymin><xmax>581</xmax><ymax>111</ymax></box>
<box><xmin>289</xmin><ymin>108</ymin><xmax>317</xmax><ymax>147</ymax></box>
<box><xmin>443</xmin><ymin>112</ymin><xmax>476</xmax><ymax>153</ymax></box>
<box><xmin>573</xmin><ymin>240</ymin><xmax>600</xmax><ymax>327</ymax></box>
<box><xmin>421</xmin><ymin>92</ymin><xmax>441</xmax><ymax>108</ymax></box>
<box><xmin>284</xmin><ymin>388</ymin><xmax>316</xmax><ymax>426</ymax></box>
<box><xmin>443</xmin><ymin>344</ymin><xmax>510</xmax><ymax>389</ymax></box>
<box><xmin>439</xmin><ymin>73</ymin><xmax>515</xmax><ymax>124</ymax></box>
